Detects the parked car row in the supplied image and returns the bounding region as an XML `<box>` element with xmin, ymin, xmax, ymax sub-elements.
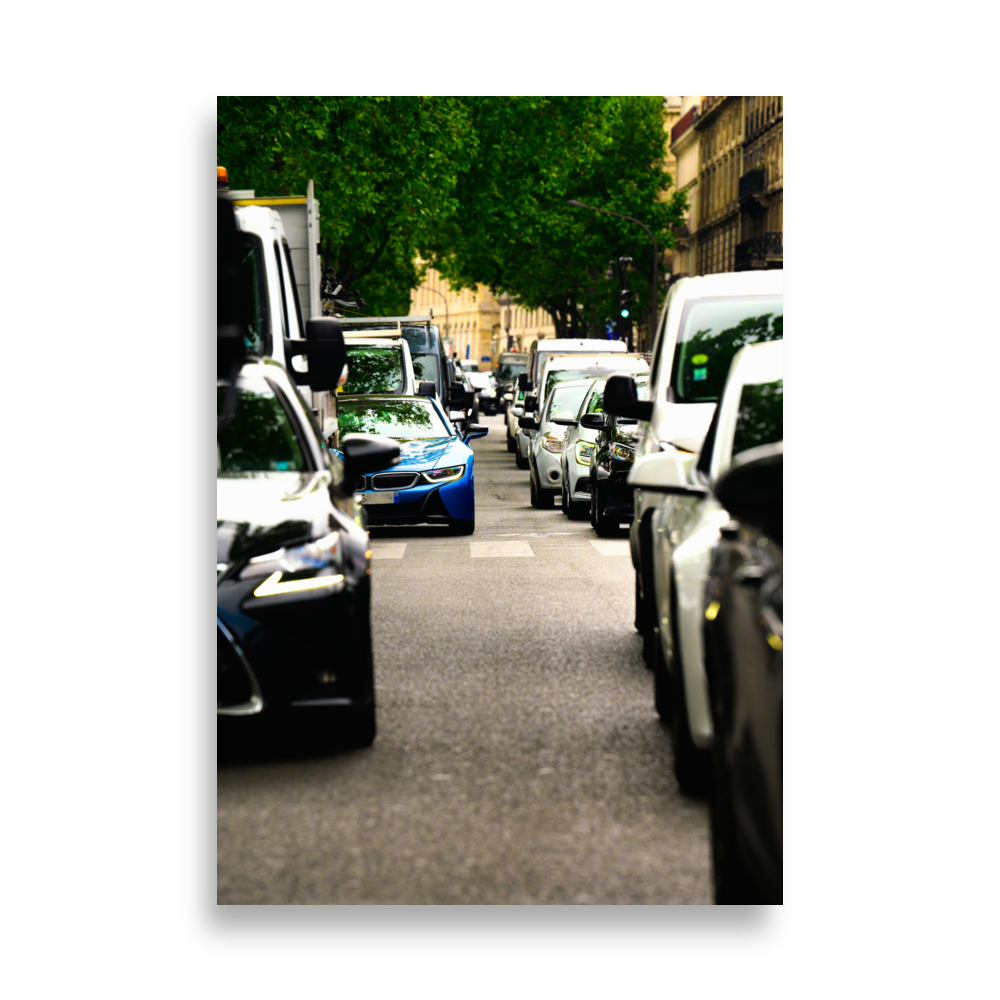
<box><xmin>504</xmin><ymin>272</ymin><xmax>783</xmax><ymax>903</ymax></box>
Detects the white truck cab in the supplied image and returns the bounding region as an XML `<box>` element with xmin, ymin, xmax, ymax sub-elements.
<box><xmin>218</xmin><ymin>170</ymin><xmax>339</xmax><ymax>438</ymax></box>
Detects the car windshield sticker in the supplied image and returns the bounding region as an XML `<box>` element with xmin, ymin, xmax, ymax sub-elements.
<box><xmin>692</xmin><ymin>354</ymin><xmax>708</xmax><ymax>365</ymax></box>
<box><xmin>693</xmin><ymin>367</ymin><xmax>707</xmax><ymax>381</ymax></box>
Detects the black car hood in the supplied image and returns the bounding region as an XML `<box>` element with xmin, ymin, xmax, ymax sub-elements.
<box><xmin>217</xmin><ymin>471</ymin><xmax>331</xmax><ymax>566</ymax></box>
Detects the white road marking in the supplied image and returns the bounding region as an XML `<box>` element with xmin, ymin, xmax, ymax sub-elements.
<box><xmin>589</xmin><ymin>540</ymin><xmax>631</xmax><ymax>556</ymax></box>
<box><xmin>370</xmin><ymin>543</ymin><xmax>407</xmax><ymax>559</ymax></box>
<box><xmin>470</xmin><ymin>541</ymin><xmax>535</xmax><ymax>558</ymax></box>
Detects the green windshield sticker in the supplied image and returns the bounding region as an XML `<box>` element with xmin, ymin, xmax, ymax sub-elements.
<box><xmin>692</xmin><ymin>354</ymin><xmax>708</xmax><ymax>365</ymax></box>
<box><xmin>693</xmin><ymin>367</ymin><xmax>707</xmax><ymax>382</ymax></box>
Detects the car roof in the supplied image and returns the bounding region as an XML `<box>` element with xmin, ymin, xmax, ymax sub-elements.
<box><xmin>671</xmin><ymin>270</ymin><xmax>783</xmax><ymax>302</ymax></box>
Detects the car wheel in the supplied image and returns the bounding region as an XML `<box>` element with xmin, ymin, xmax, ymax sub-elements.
<box><xmin>652</xmin><ymin>627</ymin><xmax>672</xmax><ymax>721</ymax></box>
<box><xmin>345</xmin><ymin>703</ymin><xmax>376</xmax><ymax>748</ymax></box>
<box><xmin>711</xmin><ymin>748</ymin><xmax>760</xmax><ymax>903</ymax></box>
<box><xmin>590</xmin><ymin>476</ymin><xmax>598</xmax><ymax>528</ymax></box>
<box><xmin>450</xmin><ymin>517</ymin><xmax>475</xmax><ymax>535</ymax></box>
<box><xmin>538</xmin><ymin>485</ymin><xmax>555</xmax><ymax>509</ymax></box>
<box><xmin>529</xmin><ymin>470</ymin><xmax>542</xmax><ymax>508</ymax></box>
<box><xmin>516</xmin><ymin>443</ymin><xmax>528</xmax><ymax>469</ymax></box>
<box><xmin>593</xmin><ymin>484</ymin><xmax>617</xmax><ymax>537</ymax></box>
<box><xmin>506</xmin><ymin>428</ymin><xmax>515</xmax><ymax>452</ymax></box>
<box><xmin>669</xmin><ymin>582</ymin><xmax>710</xmax><ymax>795</ymax></box>
<box><xmin>561</xmin><ymin>481</ymin><xmax>569</xmax><ymax>515</ymax></box>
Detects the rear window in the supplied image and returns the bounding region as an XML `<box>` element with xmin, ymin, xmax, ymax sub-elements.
<box><xmin>342</xmin><ymin>346</ymin><xmax>404</xmax><ymax>395</ymax></box>
<box><xmin>411</xmin><ymin>353</ymin><xmax>440</xmax><ymax>387</ymax></box>
<box><xmin>670</xmin><ymin>295</ymin><xmax>783</xmax><ymax>403</ymax></box>
<box><xmin>732</xmin><ymin>379</ymin><xmax>783</xmax><ymax>456</ymax></box>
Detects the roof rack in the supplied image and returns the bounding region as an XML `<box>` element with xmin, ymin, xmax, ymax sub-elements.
<box><xmin>337</xmin><ymin>315</ymin><xmax>434</xmax><ymax>326</ymax></box>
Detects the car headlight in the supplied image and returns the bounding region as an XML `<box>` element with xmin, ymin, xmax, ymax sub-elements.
<box><xmin>238</xmin><ymin>532</ymin><xmax>345</xmax><ymax>595</ymax></box>
<box><xmin>610</xmin><ymin>442</ymin><xmax>634</xmax><ymax>463</ymax></box>
<box><xmin>542</xmin><ymin>433</ymin><xmax>564</xmax><ymax>454</ymax></box>
<box><xmin>575</xmin><ymin>441</ymin><xmax>595</xmax><ymax>465</ymax></box>
<box><xmin>423</xmin><ymin>465</ymin><xmax>465</xmax><ymax>484</ymax></box>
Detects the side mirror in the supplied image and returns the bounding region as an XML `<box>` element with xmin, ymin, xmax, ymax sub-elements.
<box><xmin>712</xmin><ymin>442</ymin><xmax>783</xmax><ymax>544</ymax></box>
<box><xmin>579</xmin><ymin>413</ymin><xmax>604</xmax><ymax>430</ymax></box>
<box><xmin>503</xmin><ymin>392</ymin><xmax>514</xmax><ymax>402</ymax></box>
<box><xmin>449</xmin><ymin>382</ymin><xmax>466</xmax><ymax>407</ymax></box>
<box><xmin>449</xmin><ymin>410</ymin><xmax>465</xmax><ymax>422</ymax></box>
<box><xmin>340</xmin><ymin>433</ymin><xmax>401</xmax><ymax>478</ymax></box>
<box><xmin>524</xmin><ymin>394</ymin><xmax>538</xmax><ymax>412</ymax></box>
<box><xmin>417</xmin><ymin>381</ymin><xmax>436</xmax><ymax>397</ymax></box>
<box><xmin>511</xmin><ymin>406</ymin><xmax>524</xmax><ymax>417</ymax></box>
<box><xmin>551</xmin><ymin>411</ymin><xmax>578</xmax><ymax>426</ymax></box>
<box><xmin>464</xmin><ymin>424</ymin><xmax>489</xmax><ymax>443</ymax></box>
<box><xmin>518</xmin><ymin>415</ymin><xmax>539</xmax><ymax>431</ymax></box>
<box><xmin>284</xmin><ymin>318</ymin><xmax>348</xmax><ymax>392</ymax></box>
<box><xmin>604</xmin><ymin>374</ymin><xmax>653</xmax><ymax>422</ymax></box>
<box><xmin>517</xmin><ymin>373</ymin><xmax>531</xmax><ymax>390</ymax></box>
<box><xmin>627</xmin><ymin>448</ymin><xmax>705</xmax><ymax>495</ymax></box>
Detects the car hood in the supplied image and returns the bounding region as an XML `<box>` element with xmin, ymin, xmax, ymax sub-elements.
<box><xmin>387</xmin><ymin>436</ymin><xmax>470</xmax><ymax>472</ymax></box>
<box><xmin>217</xmin><ymin>471</ymin><xmax>331</xmax><ymax>566</ymax></box>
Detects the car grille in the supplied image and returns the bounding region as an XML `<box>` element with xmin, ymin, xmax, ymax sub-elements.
<box><xmin>371</xmin><ymin>472</ymin><xmax>420</xmax><ymax>490</ymax></box>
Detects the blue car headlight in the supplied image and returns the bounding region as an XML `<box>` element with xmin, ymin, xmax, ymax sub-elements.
<box><xmin>423</xmin><ymin>465</ymin><xmax>465</xmax><ymax>484</ymax></box>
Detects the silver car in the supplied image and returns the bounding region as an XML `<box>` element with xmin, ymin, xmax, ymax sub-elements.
<box><xmin>559</xmin><ymin>374</ymin><xmax>650</xmax><ymax>517</ymax></box>
<box><xmin>525</xmin><ymin>379</ymin><xmax>597</xmax><ymax>509</ymax></box>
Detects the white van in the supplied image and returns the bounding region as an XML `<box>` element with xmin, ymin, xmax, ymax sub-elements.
<box><xmin>525</xmin><ymin>338</ymin><xmax>627</xmax><ymax>391</ymax></box>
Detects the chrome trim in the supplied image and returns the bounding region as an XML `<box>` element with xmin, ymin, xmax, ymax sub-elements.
<box><xmin>371</xmin><ymin>472</ymin><xmax>420</xmax><ymax>490</ymax></box>
<box><xmin>217</xmin><ymin>617</ymin><xmax>263</xmax><ymax>716</ymax></box>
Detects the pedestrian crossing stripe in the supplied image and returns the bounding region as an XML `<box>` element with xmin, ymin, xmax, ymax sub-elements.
<box><xmin>367</xmin><ymin>539</ymin><xmax>631</xmax><ymax>558</ymax></box>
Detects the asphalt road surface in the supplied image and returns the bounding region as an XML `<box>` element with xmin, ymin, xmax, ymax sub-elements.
<box><xmin>217</xmin><ymin>413</ymin><xmax>712</xmax><ymax>904</ymax></box>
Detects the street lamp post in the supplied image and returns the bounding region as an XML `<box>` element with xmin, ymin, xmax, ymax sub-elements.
<box><xmin>567</xmin><ymin>199</ymin><xmax>658</xmax><ymax>352</ymax></box>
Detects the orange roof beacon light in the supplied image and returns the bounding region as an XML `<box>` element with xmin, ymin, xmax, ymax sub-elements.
<box><xmin>217</xmin><ymin>166</ymin><xmax>229</xmax><ymax>189</ymax></box>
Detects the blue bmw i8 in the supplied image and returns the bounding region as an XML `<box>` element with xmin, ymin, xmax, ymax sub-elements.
<box><xmin>336</xmin><ymin>394</ymin><xmax>487</xmax><ymax>534</ymax></box>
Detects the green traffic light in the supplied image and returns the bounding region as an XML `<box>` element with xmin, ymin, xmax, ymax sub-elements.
<box><xmin>620</xmin><ymin>309</ymin><xmax>630</xmax><ymax>318</ymax></box>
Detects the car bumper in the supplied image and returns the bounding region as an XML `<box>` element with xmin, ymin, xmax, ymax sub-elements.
<box><xmin>359</xmin><ymin>475</ymin><xmax>474</xmax><ymax>525</ymax></box>
<box><xmin>596</xmin><ymin>468</ymin><xmax>634</xmax><ymax>519</ymax></box>
<box><xmin>217</xmin><ymin>572</ymin><xmax>372</xmax><ymax>720</ymax></box>
<box><xmin>534</xmin><ymin>445</ymin><xmax>563</xmax><ymax>492</ymax></box>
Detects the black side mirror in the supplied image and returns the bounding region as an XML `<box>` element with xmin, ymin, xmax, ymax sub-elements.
<box><xmin>712</xmin><ymin>443</ymin><xmax>783</xmax><ymax>545</ymax></box>
<box><xmin>340</xmin><ymin>433</ymin><xmax>401</xmax><ymax>478</ymax></box>
<box><xmin>464</xmin><ymin>424</ymin><xmax>489</xmax><ymax>443</ymax></box>
<box><xmin>417</xmin><ymin>381</ymin><xmax>436</xmax><ymax>397</ymax></box>
<box><xmin>524</xmin><ymin>394</ymin><xmax>538</xmax><ymax>412</ymax></box>
<box><xmin>449</xmin><ymin>382</ymin><xmax>466</xmax><ymax>407</ymax></box>
<box><xmin>579</xmin><ymin>413</ymin><xmax>605</xmax><ymax>430</ymax></box>
<box><xmin>518</xmin><ymin>373</ymin><xmax>532</xmax><ymax>390</ymax></box>
<box><xmin>603</xmin><ymin>375</ymin><xmax>653</xmax><ymax>421</ymax></box>
<box><xmin>284</xmin><ymin>318</ymin><xmax>348</xmax><ymax>392</ymax></box>
<box><xmin>518</xmin><ymin>415</ymin><xmax>539</xmax><ymax>430</ymax></box>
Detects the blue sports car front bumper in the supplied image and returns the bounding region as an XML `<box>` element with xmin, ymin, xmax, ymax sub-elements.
<box><xmin>359</xmin><ymin>467</ymin><xmax>475</xmax><ymax>525</ymax></box>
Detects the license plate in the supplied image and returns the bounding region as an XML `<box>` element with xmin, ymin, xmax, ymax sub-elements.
<box><xmin>361</xmin><ymin>492</ymin><xmax>397</xmax><ymax>505</ymax></box>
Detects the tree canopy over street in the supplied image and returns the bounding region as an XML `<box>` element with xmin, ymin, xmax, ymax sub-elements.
<box><xmin>218</xmin><ymin>96</ymin><xmax>685</xmax><ymax>331</ymax></box>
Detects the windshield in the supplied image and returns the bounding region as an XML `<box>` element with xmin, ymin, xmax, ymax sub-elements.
<box><xmin>236</xmin><ymin>233</ymin><xmax>268</xmax><ymax>356</ymax></box>
<box><xmin>546</xmin><ymin>382</ymin><xmax>594</xmax><ymax>421</ymax></box>
<box><xmin>342</xmin><ymin>346</ymin><xmax>405</xmax><ymax>394</ymax></box>
<box><xmin>337</xmin><ymin>397</ymin><xmax>451</xmax><ymax>441</ymax></box>
<box><xmin>496</xmin><ymin>362</ymin><xmax>527</xmax><ymax>381</ymax></box>
<box><xmin>217</xmin><ymin>383</ymin><xmax>307</xmax><ymax>473</ymax></box>
<box><xmin>732</xmin><ymin>379</ymin><xmax>783</xmax><ymax>457</ymax></box>
<box><xmin>411</xmin><ymin>353</ymin><xmax>441</xmax><ymax>388</ymax></box>
<box><xmin>670</xmin><ymin>295</ymin><xmax>783</xmax><ymax>403</ymax></box>
<box><xmin>544</xmin><ymin>366</ymin><xmax>643</xmax><ymax>401</ymax></box>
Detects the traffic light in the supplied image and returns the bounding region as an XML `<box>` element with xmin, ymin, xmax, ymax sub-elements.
<box><xmin>618</xmin><ymin>288</ymin><xmax>633</xmax><ymax>320</ymax></box>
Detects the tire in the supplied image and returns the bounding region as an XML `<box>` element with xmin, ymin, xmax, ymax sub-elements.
<box><xmin>593</xmin><ymin>483</ymin><xmax>617</xmax><ymax>537</ymax></box>
<box><xmin>652</xmin><ymin>627</ymin><xmax>672</xmax><ymax>721</ymax></box>
<box><xmin>450</xmin><ymin>517</ymin><xmax>475</xmax><ymax>535</ymax></box>
<box><xmin>506</xmin><ymin>428</ymin><xmax>516</xmax><ymax>452</ymax></box>
<box><xmin>669</xmin><ymin>583</ymin><xmax>710</xmax><ymax>795</ymax></box>
<box><xmin>538</xmin><ymin>485</ymin><xmax>555</xmax><ymax>509</ymax></box>
<box><xmin>529</xmin><ymin>471</ymin><xmax>541</xmax><ymax>508</ymax></box>
<box><xmin>634</xmin><ymin>572</ymin><xmax>645</xmax><ymax>631</ymax></box>
<box><xmin>711</xmin><ymin>752</ymin><xmax>759</xmax><ymax>903</ymax></box>
<box><xmin>590</xmin><ymin>477</ymin><xmax>598</xmax><ymax>528</ymax></box>
<box><xmin>345</xmin><ymin>704</ymin><xmax>377</xmax><ymax>748</ymax></box>
<box><xmin>561</xmin><ymin>481</ymin><xmax>569</xmax><ymax>515</ymax></box>
<box><xmin>515</xmin><ymin>443</ymin><xmax>528</xmax><ymax>469</ymax></box>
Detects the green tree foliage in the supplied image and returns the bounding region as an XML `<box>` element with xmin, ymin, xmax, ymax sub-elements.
<box><xmin>217</xmin><ymin>97</ymin><xmax>477</xmax><ymax>315</ymax></box>
<box><xmin>419</xmin><ymin>97</ymin><xmax>686</xmax><ymax>339</ymax></box>
<box><xmin>217</xmin><ymin>97</ymin><xmax>684</xmax><ymax>331</ymax></box>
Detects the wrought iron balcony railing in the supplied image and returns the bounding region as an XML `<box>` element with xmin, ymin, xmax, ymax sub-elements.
<box><xmin>735</xmin><ymin>231</ymin><xmax>783</xmax><ymax>269</ymax></box>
